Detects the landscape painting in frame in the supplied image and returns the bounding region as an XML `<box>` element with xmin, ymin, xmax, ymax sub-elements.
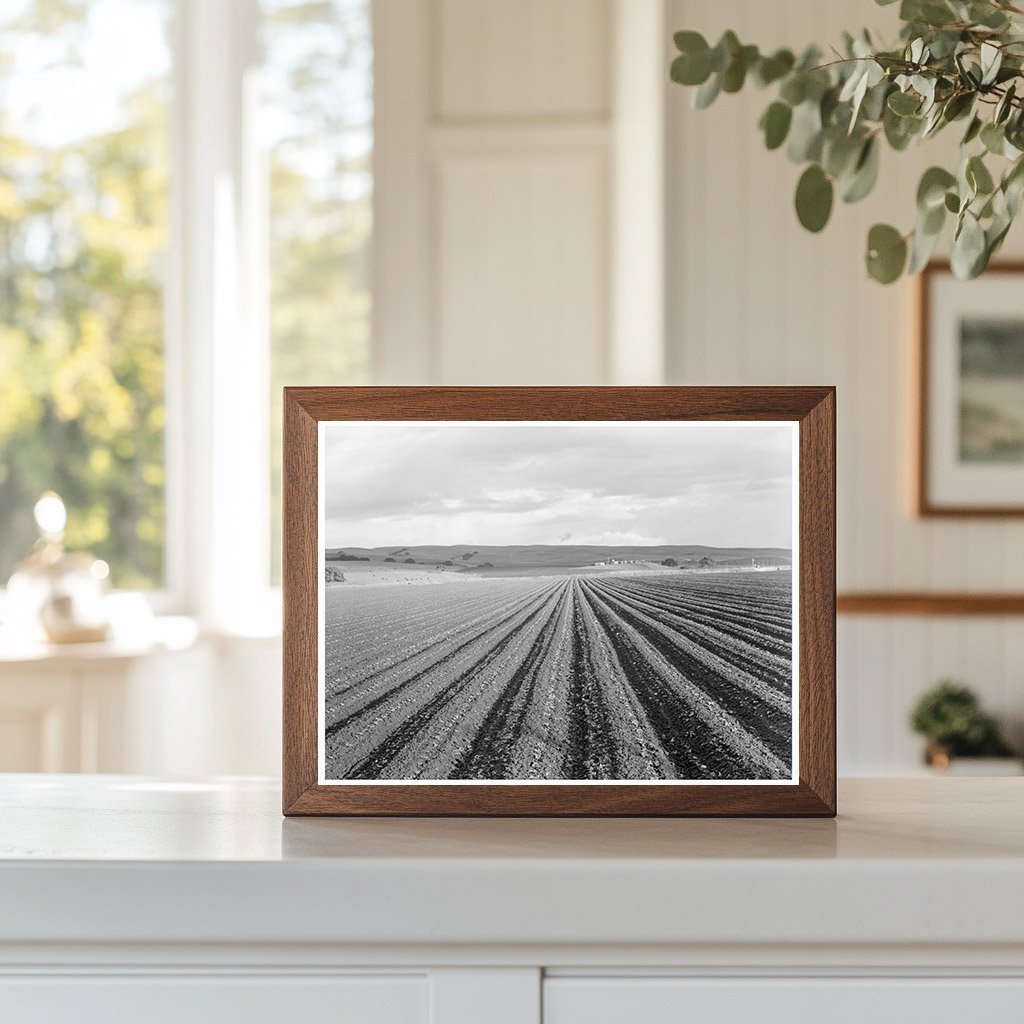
<box><xmin>318</xmin><ymin>420</ymin><xmax>798</xmax><ymax>785</ymax></box>
<box><xmin>919</xmin><ymin>262</ymin><xmax>1024</xmax><ymax>515</ymax></box>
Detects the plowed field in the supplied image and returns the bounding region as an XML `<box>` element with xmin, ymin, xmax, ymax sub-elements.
<box><xmin>323</xmin><ymin>570</ymin><xmax>793</xmax><ymax>781</ymax></box>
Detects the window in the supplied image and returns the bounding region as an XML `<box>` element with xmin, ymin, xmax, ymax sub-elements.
<box><xmin>0</xmin><ymin>0</ymin><xmax>373</xmax><ymax>614</ymax></box>
<box><xmin>0</xmin><ymin>0</ymin><xmax>172</xmax><ymax>589</ymax></box>
<box><xmin>262</xmin><ymin>0</ymin><xmax>373</xmax><ymax>580</ymax></box>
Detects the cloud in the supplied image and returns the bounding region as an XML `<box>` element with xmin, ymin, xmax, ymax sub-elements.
<box><xmin>322</xmin><ymin>421</ymin><xmax>794</xmax><ymax>548</ymax></box>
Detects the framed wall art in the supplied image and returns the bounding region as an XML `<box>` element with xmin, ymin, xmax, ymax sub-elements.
<box><xmin>282</xmin><ymin>387</ymin><xmax>836</xmax><ymax>816</ymax></box>
<box><xmin>917</xmin><ymin>261</ymin><xmax>1024</xmax><ymax>517</ymax></box>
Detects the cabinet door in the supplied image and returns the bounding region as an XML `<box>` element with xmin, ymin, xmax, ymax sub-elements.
<box><xmin>0</xmin><ymin>974</ymin><xmax>428</xmax><ymax>1024</ymax></box>
<box><xmin>544</xmin><ymin>977</ymin><xmax>1024</xmax><ymax>1024</ymax></box>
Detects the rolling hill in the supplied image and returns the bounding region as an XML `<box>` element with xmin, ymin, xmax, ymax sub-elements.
<box><xmin>324</xmin><ymin>544</ymin><xmax>791</xmax><ymax>569</ymax></box>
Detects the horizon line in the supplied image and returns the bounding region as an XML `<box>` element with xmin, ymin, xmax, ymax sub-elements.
<box><xmin>323</xmin><ymin>542</ymin><xmax>794</xmax><ymax>551</ymax></box>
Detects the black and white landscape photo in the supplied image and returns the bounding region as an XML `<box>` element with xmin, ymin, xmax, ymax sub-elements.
<box><xmin>319</xmin><ymin>421</ymin><xmax>797</xmax><ymax>784</ymax></box>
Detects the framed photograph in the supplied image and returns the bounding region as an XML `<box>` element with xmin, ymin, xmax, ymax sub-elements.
<box><xmin>283</xmin><ymin>387</ymin><xmax>835</xmax><ymax>816</ymax></box>
<box><xmin>917</xmin><ymin>261</ymin><xmax>1024</xmax><ymax>516</ymax></box>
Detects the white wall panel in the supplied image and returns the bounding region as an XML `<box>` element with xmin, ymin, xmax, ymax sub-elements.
<box><xmin>437</xmin><ymin>151</ymin><xmax>608</xmax><ymax>384</ymax></box>
<box><xmin>666</xmin><ymin>0</ymin><xmax>1024</xmax><ymax>773</ymax></box>
<box><xmin>375</xmin><ymin>0</ymin><xmax>623</xmax><ymax>387</ymax></box>
<box><xmin>438</xmin><ymin>0</ymin><xmax>610</xmax><ymax>120</ymax></box>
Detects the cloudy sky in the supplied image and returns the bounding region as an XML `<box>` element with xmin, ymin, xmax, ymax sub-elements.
<box><xmin>322</xmin><ymin>421</ymin><xmax>795</xmax><ymax>549</ymax></box>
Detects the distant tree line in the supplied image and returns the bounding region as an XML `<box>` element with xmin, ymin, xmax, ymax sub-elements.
<box><xmin>325</xmin><ymin>550</ymin><xmax>370</xmax><ymax>562</ymax></box>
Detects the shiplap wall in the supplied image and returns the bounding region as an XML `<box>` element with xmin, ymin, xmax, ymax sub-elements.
<box><xmin>374</xmin><ymin>0</ymin><xmax>615</xmax><ymax>385</ymax></box>
<box><xmin>665</xmin><ymin>0</ymin><xmax>1024</xmax><ymax>771</ymax></box>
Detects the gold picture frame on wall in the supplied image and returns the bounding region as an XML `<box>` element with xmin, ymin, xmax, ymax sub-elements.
<box><xmin>917</xmin><ymin>261</ymin><xmax>1024</xmax><ymax>517</ymax></box>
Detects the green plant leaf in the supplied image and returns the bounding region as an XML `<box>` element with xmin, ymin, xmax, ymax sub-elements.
<box><xmin>942</xmin><ymin>92</ymin><xmax>974</xmax><ymax>123</ymax></box>
<box><xmin>861</xmin><ymin>80</ymin><xmax>892</xmax><ymax>122</ymax></box>
<box><xmin>866</xmin><ymin>223</ymin><xmax>907</xmax><ymax>283</ymax></box>
<box><xmin>996</xmin><ymin>82</ymin><xmax>1017</xmax><ymax>125</ymax></box>
<box><xmin>908</xmin><ymin>221</ymin><xmax>942</xmax><ymax>273</ymax></box>
<box><xmin>710</xmin><ymin>30</ymin><xmax>740</xmax><ymax>73</ymax></box>
<box><xmin>967</xmin><ymin>154</ymin><xmax>995</xmax><ymax>196</ymax></box>
<box><xmin>787</xmin><ymin>101</ymin><xmax>823</xmax><ymax>162</ymax></box>
<box><xmin>795</xmin><ymin>164</ymin><xmax>834</xmax><ymax>232</ymax></box>
<box><xmin>884</xmin><ymin>106</ymin><xmax>922</xmax><ymax>150</ymax></box>
<box><xmin>962</xmin><ymin>115</ymin><xmax>983</xmax><ymax>145</ymax></box>
<box><xmin>760</xmin><ymin>101</ymin><xmax>792</xmax><ymax>150</ymax></box>
<box><xmin>902</xmin><ymin>0</ymin><xmax>960</xmax><ymax>28</ymax></box>
<box><xmin>944</xmin><ymin>190</ymin><xmax>960</xmax><ymax>213</ymax></box>
<box><xmin>671</xmin><ymin>32</ymin><xmax>712</xmax><ymax>85</ymax></box>
<box><xmin>842</xmin><ymin>136</ymin><xmax>880</xmax><ymax>203</ymax></box>
<box><xmin>753</xmin><ymin>49</ymin><xmax>795</xmax><ymax>87</ymax></box>
<box><xmin>980</xmin><ymin>41</ymin><xmax>1002</xmax><ymax>86</ymax></box>
<box><xmin>920</xmin><ymin>199</ymin><xmax>946</xmax><ymax>235</ymax></box>
<box><xmin>779</xmin><ymin>73</ymin><xmax>807</xmax><ymax>106</ymax></box>
<box><xmin>981</xmin><ymin>121</ymin><xmax>1005</xmax><ymax>155</ymax></box>
<box><xmin>822</xmin><ymin>128</ymin><xmax>862</xmax><ymax>178</ymax></box>
<box><xmin>917</xmin><ymin>166</ymin><xmax>957</xmax><ymax>210</ymax></box>
<box><xmin>952</xmin><ymin>212</ymin><xmax>987</xmax><ymax>278</ymax></box>
<box><xmin>671</xmin><ymin>54</ymin><xmax>709</xmax><ymax>87</ymax></box>
<box><xmin>888</xmin><ymin>90</ymin><xmax>921</xmax><ymax>115</ymax></box>
<box><xmin>1004</xmin><ymin>158</ymin><xmax>1024</xmax><ymax>216</ymax></box>
<box><xmin>721</xmin><ymin>44</ymin><xmax>759</xmax><ymax>92</ymax></box>
<box><xmin>694</xmin><ymin>73</ymin><xmax>721</xmax><ymax>109</ymax></box>
<box><xmin>970</xmin><ymin>2</ymin><xmax>1009</xmax><ymax>29</ymax></box>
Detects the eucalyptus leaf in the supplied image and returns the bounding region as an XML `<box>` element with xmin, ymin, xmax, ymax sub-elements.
<box><xmin>721</xmin><ymin>45</ymin><xmax>759</xmax><ymax>93</ymax></box>
<box><xmin>996</xmin><ymin>82</ymin><xmax>1017</xmax><ymax>124</ymax></box>
<box><xmin>754</xmin><ymin>49</ymin><xmax>795</xmax><ymax>87</ymax></box>
<box><xmin>962</xmin><ymin>115</ymin><xmax>983</xmax><ymax>145</ymax></box>
<box><xmin>917</xmin><ymin>166</ymin><xmax>957</xmax><ymax>210</ymax></box>
<box><xmin>787</xmin><ymin>100</ymin><xmax>823</xmax><ymax>162</ymax></box>
<box><xmin>842</xmin><ymin>137</ymin><xmax>880</xmax><ymax>203</ymax></box>
<box><xmin>822</xmin><ymin>128</ymin><xmax>863</xmax><ymax>178</ymax></box>
<box><xmin>888</xmin><ymin>90</ymin><xmax>921</xmax><ymax>115</ymax></box>
<box><xmin>967</xmin><ymin>154</ymin><xmax>995</xmax><ymax>195</ymax></box>
<box><xmin>861</xmin><ymin>79</ymin><xmax>892</xmax><ymax>122</ymax></box>
<box><xmin>981</xmin><ymin>121</ymin><xmax>1006</xmax><ymax>155</ymax></box>
<box><xmin>980</xmin><ymin>42</ymin><xmax>1003</xmax><ymax>86</ymax></box>
<box><xmin>866</xmin><ymin>223</ymin><xmax>908</xmax><ymax>283</ymax></box>
<box><xmin>970</xmin><ymin>2</ymin><xmax>1009</xmax><ymax>30</ymax></box>
<box><xmin>1006</xmin><ymin>173</ymin><xmax>1024</xmax><ymax>218</ymax></box>
<box><xmin>779</xmin><ymin>73</ymin><xmax>807</xmax><ymax>106</ymax></box>
<box><xmin>921</xmin><ymin>200</ymin><xmax>946</xmax><ymax>235</ymax></box>
<box><xmin>694</xmin><ymin>73</ymin><xmax>721</xmax><ymax>109</ymax></box>
<box><xmin>884</xmin><ymin>106</ymin><xmax>922</xmax><ymax>150</ymax></box>
<box><xmin>710</xmin><ymin>31</ymin><xmax>740</xmax><ymax>73</ymax></box>
<box><xmin>942</xmin><ymin>91</ymin><xmax>974</xmax><ymax>122</ymax></box>
<box><xmin>908</xmin><ymin>221</ymin><xmax>942</xmax><ymax>273</ymax></box>
<box><xmin>951</xmin><ymin>212</ymin><xmax>987</xmax><ymax>278</ymax></box>
<box><xmin>760</xmin><ymin>102</ymin><xmax>793</xmax><ymax>150</ymax></box>
<box><xmin>795</xmin><ymin>164</ymin><xmax>834</xmax><ymax>232</ymax></box>
<box><xmin>671</xmin><ymin>50</ymin><xmax>712</xmax><ymax>87</ymax></box>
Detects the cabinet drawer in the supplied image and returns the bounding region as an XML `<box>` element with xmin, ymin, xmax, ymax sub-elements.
<box><xmin>544</xmin><ymin>977</ymin><xmax>1024</xmax><ymax>1024</ymax></box>
<box><xmin>0</xmin><ymin>974</ymin><xmax>427</xmax><ymax>1024</ymax></box>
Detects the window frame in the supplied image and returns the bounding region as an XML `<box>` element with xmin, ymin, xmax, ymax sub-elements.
<box><xmin>164</xmin><ymin>0</ymin><xmax>280</xmax><ymax>633</ymax></box>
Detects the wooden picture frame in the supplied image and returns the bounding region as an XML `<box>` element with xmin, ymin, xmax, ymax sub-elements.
<box><xmin>283</xmin><ymin>387</ymin><xmax>836</xmax><ymax>817</ymax></box>
<box><xmin>917</xmin><ymin>260</ymin><xmax>1024</xmax><ymax>517</ymax></box>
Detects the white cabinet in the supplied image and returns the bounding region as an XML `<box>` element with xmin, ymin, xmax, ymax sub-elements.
<box><xmin>544</xmin><ymin>978</ymin><xmax>1024</xmax><ymax>1024</ymax></box>
<box><xmin>0</xmin><ymin>638</ymin><xmax>210</xmax><ymax>773</ymax></box>
<box><xmin>0</xmin><ymin>975</ymin><xmax>428</xmax><ymax>1024</ymax></box>
<box><xmin>1</xmin><ymin>778</ymin><xmax>1023</xmax><ymax>1024</ymax></box>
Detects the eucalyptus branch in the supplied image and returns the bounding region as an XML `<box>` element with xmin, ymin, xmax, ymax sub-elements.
<box><xmin>670</xmin><ymin>0</ymin><xmax>1024</xmax><ymax>283</ymax></box>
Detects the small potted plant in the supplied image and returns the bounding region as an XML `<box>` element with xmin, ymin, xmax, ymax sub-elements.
<box><xmin>909</xmin><ymin>680</ymin><xmax>1020</xmax><ymax>774</ymax></box>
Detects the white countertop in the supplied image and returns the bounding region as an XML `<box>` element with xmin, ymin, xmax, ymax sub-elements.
<box><xmin>2</xmin><ymin>775</ymin><xmax>1022</xmax><ymax>951</ymax></box>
